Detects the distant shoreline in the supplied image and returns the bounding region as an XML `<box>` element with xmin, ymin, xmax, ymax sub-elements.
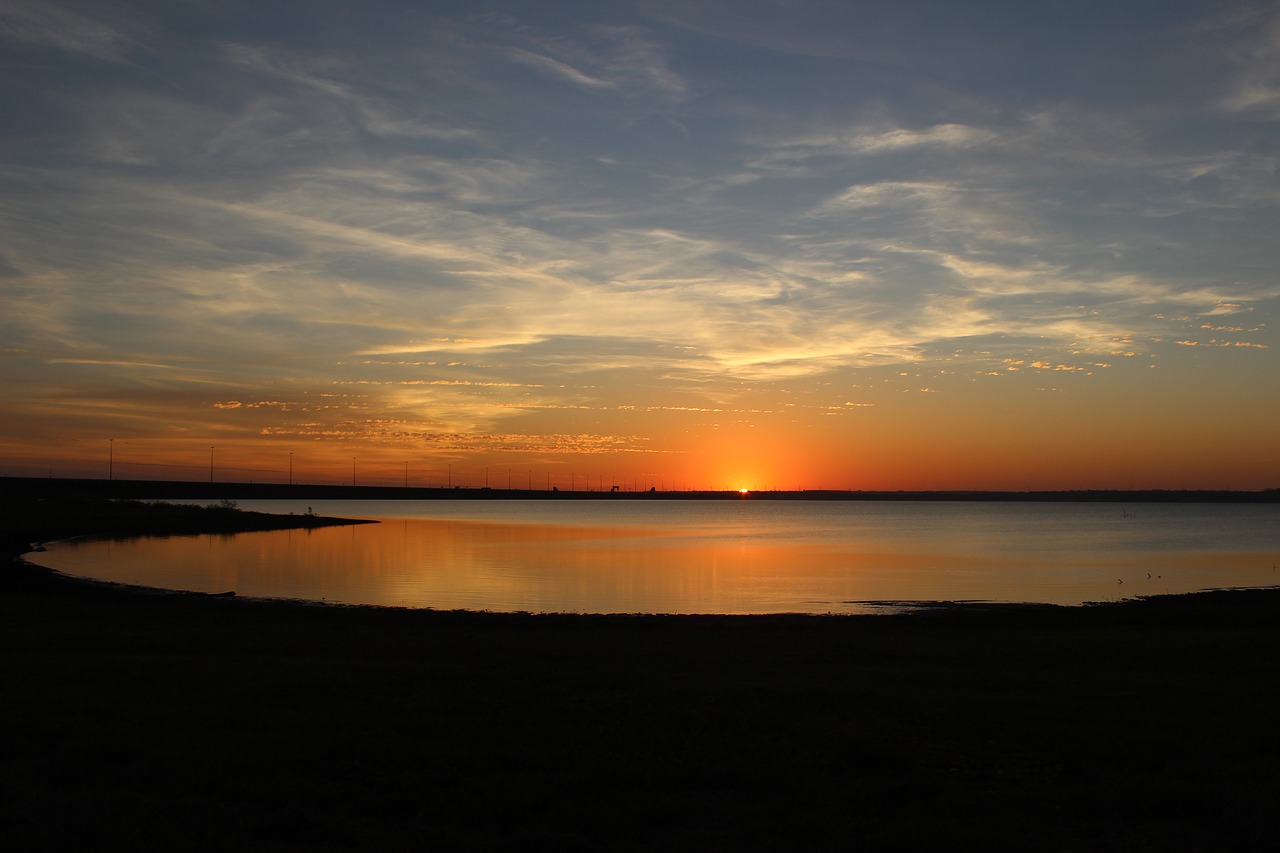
<box><xmin>3</xmin><ymin>475</ymin><xmax>1277</xmax><ymax>503</ymax></box>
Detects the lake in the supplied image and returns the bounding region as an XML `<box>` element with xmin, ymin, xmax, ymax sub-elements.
<box><xmin>28</xmin><ymin>499</ymin><xmax>1280</xmax><ymax>614</ymax></box>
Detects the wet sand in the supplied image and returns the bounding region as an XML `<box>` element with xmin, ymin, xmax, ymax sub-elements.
<box><xmin>3</xmin><ymin>498</ymin><xmax>1278</xmax><ymax>850</ymax></box>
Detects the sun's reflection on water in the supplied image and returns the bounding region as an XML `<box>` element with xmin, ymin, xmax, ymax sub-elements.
<box><xmin>29</xmin><ymin>503</ymin><xmax>1280</xmax><ymax>614</ymax></box>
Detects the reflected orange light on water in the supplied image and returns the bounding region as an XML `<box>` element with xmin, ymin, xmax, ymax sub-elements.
<box><xmin>30</xmin><ymin>512</ymin><xmax>1280</xmax><ymax>615</ymax></box>
<box><xmin>32</xmin><ymin>520</ymin><xmax>978</xmax><ymax>613</ymax></box>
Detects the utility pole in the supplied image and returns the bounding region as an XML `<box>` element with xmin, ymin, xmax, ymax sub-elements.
<box><xmin>109</xmin><ymin>438</ymin><xmax>114</xmax><ymax>481</ymax></box>
<box><xmin>209</xmin><ymin>446</ymin><xmax>214</xmax><ymax>483</ymax></box>
<box><xmin>289</xmin><ymin>452</ymin><xmax>293</xmax><ymax>485</ymax></box>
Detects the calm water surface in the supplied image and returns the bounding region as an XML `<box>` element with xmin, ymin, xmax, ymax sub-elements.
<box><xmin>30</xmin><ymin>500</ymin><xmax>1280</xmax><ymax>614</ymax></box>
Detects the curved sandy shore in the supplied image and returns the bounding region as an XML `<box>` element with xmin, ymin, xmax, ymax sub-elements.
<box><xmin>3</xmin><ymin>497</ymin><xmax>1279</xmax><ymax>850</ymax></box>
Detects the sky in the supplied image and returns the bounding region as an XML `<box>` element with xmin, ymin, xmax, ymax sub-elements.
<box><xmin>2</xmin><ymin>0</ymin><xmax>1278</xmax><ymax>491</ymax></box>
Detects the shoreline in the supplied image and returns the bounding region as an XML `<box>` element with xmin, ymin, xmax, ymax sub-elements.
<box><xmin>4</xmin><ymin>474</ymin><xmax>1279</xmax><ymax>503</ymax></box>
<box><xmin>18</xmin><ymin>543</ymin><xmax>1280</xmax><ymax>620</ymax></box>
<box><xmin>4</xmin><ymin>496</ymin><xmax>1280</xmax><ymax>849</ymax></box>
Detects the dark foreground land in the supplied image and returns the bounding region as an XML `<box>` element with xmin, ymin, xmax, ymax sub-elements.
<box><xmin>3</xmin><ymin>499</ymin><xmax>1278</xmax><ymax>851</ymax></box>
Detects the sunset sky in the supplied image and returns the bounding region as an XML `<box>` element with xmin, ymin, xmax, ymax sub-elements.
<box><xmin>2</xmin><ymin>0</ymin><xmax>1278</xmax><ymax>491</ymax></box>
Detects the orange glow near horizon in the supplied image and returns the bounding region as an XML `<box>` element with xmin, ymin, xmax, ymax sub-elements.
<box><xmin>1</xmin><ymin>303</ymin><xmax>1277</xmax><ymax>492</ymax></box>
<box><xmin>6</xmin><ymin>377</ymin><xmax>1279</xmax><ymax>492</ymax></box>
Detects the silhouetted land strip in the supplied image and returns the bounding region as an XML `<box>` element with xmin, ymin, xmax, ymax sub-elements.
<box><xmin>3</xmin><ymin>496</ymin><xmax>374</xmax><ymax>552</ymax></box>
<box><xmin>3</xmin><ymin>497</ymin><xmax>1278</xmax><ymax>850</ymax></box>
<box><xmin>3</xmin><ymin>474</ymin><xmax>1278</xmax><ymax>502</ymax></box>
